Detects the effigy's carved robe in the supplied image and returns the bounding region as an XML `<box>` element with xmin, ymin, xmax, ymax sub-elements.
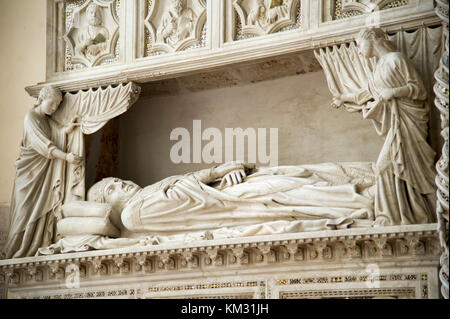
<box><xmin>38</xmin><ymin>162</ymin><xmax>377</xmax><ymax>255</ymax></box>
<box><xmin>120</xmin><ymin>162</ymin><xmax>376</xmax><ymax>237</ymax></box>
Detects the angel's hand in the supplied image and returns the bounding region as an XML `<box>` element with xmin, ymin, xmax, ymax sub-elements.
<box><xmin>331</xmin><ymin>96</ymin><xmax>344</xmax><ymax>108</ymax></box>
<box><xmin>65</xmin><ymin>116</ymin><xmax>81</xmax><ymax>134</ymax></box>
<box><xmin>66</xmin><ymin>152</ymin><xmax>83</xmax><ymax>165</ymax></box>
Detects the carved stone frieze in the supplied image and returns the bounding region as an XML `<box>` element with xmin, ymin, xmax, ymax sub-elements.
<box><xmin>0</xmin><ymin>225</ymin><xmax>441</xmax><ymax>290</ymax></box>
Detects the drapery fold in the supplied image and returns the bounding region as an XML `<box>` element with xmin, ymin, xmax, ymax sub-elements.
<box><xmin>314</xmin><ymin>41</ymin><xmax>376</xmax><ymax>112</ymax></box>
<box><xmin>314</xmin><ymin>26</ymin><xmax>442</xmax><ymax>110</ymax></box>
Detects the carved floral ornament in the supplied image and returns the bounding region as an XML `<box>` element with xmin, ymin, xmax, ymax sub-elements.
<box><xmin>144</xmin><ymin>0</ymin><xmax>207</xmax><ymax>54</ymax></box>
<box><xmin>233</xmin><ymin>0</ymin><xmax>301</xmax><ymax>36</ymax></box>
<box><xmin>64</xmin><ymin>0</ymin><xmax>120</xmax><ymax>67</ymax></box>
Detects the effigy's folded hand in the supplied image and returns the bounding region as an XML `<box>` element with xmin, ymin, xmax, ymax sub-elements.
<box><xmin>214</xmin><ymin>161</ymin><xmax>254</xmax><ymax>177</ymax></box>
<box><xmin>221</xmin><ymin>169</ymin><xmax>247</xmax><ymax>187</ymax></box>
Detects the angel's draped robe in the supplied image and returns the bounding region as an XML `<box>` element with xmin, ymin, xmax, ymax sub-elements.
<box><xmin>4</xmin><ymin>83</ymin><xmax>138</xmax><ymax>258</ymax></box>
<box><xmin>357</xmin><ymin>52</ymin><xmax>436</xmax><ymax>224</ymax></box>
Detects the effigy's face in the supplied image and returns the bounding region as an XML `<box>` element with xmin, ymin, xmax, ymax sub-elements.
<box><xmin>103</xmin><ymin>178</ymin><xmax>140</xmax><ymax>207</ymax></box>
<box><xmin>41</xmin><ymin>97</ymin><xmax>60</xmax><ymax>116</ymax></box>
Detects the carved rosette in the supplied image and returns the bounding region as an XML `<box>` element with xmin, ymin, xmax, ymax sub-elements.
<box><xmin>144</xmin><ymin>0</ymin><xmax>207</xmax><ymax>56</ymax></box>
<box><xmin>233</xmin><ymin>0</ymin><xmax>301</xmax><ymax>40</ymax></box>
<box><xmin>434</xmin><ymin>0</ymin><xmax>449</xmax><ymax>300</ymax></box>
<box><xmin>64</xmin><ymin>0</ymin><xmax>120</xmax><ymax>69</ymax></box>
<box><xmin>333</xmin><ymin>0</ymin><xmax>410</xmax><ymax>20</ymax></box>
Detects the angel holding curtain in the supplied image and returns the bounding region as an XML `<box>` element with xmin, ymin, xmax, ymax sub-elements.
<box><xmin>4</xmin><ymin>83</ymin><xmax>140</xmax><ymax>258</ymax></box>
<box><xmin>4</xmin><ymin>86</ymin><xmax>82</xmax><ymax>259</ymax></box>
<box><xmin>331</xmin><ymin>28</ymin><xmax>436</xmax><ymax>226</ymax></box>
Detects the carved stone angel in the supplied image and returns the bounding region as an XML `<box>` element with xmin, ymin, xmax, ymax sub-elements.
<box><xmin>4</xmin><ymin>83</ymin><xmax>140</xmax><ymax>259</ymax></box>
<box><xmin>332</xmin><ymin>28</ymin><xmax>436</xmax><ymax>226</ymax></box>
<box><xmin>4</xmin><ymin>87</ymin><xmax>82</xmax><ymax>259</ymax></box>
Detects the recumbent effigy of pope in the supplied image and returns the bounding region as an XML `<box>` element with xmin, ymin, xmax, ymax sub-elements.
<box><xmin>0</xmin><ymin>0</ymin><xmax>448</xmax><ymax>300</ymax></box>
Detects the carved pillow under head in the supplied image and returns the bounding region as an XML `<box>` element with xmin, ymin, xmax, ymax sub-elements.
<box><xmin>61</xmin><ymin>200</ymin><xmax>112</xmax><ymax>219</ymax></box>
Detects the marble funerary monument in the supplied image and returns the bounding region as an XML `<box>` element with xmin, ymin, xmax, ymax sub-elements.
<box><xmin>0</xmin><ymin>0</ymin><xmax>448</xmax><ymax>299</ymax></box>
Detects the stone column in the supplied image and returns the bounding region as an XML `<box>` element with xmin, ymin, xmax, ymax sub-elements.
<box><xmin>434</xmin><ymin>0</ymin><xmax>449</xmax><ymax>300</ymax></box>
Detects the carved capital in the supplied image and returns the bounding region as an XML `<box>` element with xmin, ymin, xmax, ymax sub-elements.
<box><xmin>343</xmin><ymin>239</ymin><xmax>362</xmax><ymax>258</ymax></box>
<box><xmin>180</xmin><ymin>251</ymin><xmax>199</xmax><ymax>269</ymax></box>
<box><xmin>406</xmin><ymin>237</ymin><xmax>426</xmax><ymax>256</ymax></box>
<box><xmin>205</xmin><ymin>248</ymin><xmax>224</xmax><ymax>266</ymax></box>
<box><xmin>3</xmin><ymin>268</ymin><xmax>15</xmax><ymax>284</ymax></box>
<box><xmin>373</xmin><ymin>238</ymin><xmax>393</xmax><ymax>257</ymax></box>
<box><xmin>277</xmin><ymin>245</ymin><xmax>290</xmax><ymax>261</ymax></box>
<box><xmin>314</xmin><ymin>241</ymin><xmax>332</xmax><ymax>260</ymax></box>
<box><xmin>257</xmin><ymin>244</ymin><xmax>277</xmax><ymax>263</ymax></box>
<box><xmin>47</xmin><ymin>263</ymin><xmax>64</xmax><ymax>280</ymax></box>
<box><xmin>363</xmin><ymin>240</ymin><xmax>379</xmax><ymax>258</ymax></box>
<box><xmin>135</xmin><ymin>254</ymin><xmax>152</xmax><ymax>272</ymax></box>
<box><xmin>158</xmin><ymin>253</ymin><xmax>175</xmax><ymax>270</ymax></box>
<box><xmin>230</xmin><ymin>247</ymin><xmax>249</xmax><ymax>265</ymax></box>
<box><xmin>395</xmin><ymin>238</ymin><xmax>410</xmax><ymax>256</ymax></box>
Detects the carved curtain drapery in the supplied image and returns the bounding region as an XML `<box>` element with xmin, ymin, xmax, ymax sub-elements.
<box><xmin>52</xmin><ymin>82</ymin><xmax>140</xmax><ymax>203</ymax></box>
<box><xmin>314</xmin><ymin>26</ymin><xmax>442</xmax><ymax>114</ymax></box>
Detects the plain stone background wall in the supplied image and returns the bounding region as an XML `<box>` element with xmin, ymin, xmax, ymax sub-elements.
<box><xmin>0</xmin><ymin>1</ymin><xmax>46</xmax><ymax>236</ymax></box>
<box><xmin>0</xmin><ymin>0</ymin><xmax>46</xmax><ymax>203</ymax></box>
<box><xmin>117</xmin><ymin>71</ymin><xmax>385</xmax><ymax>187</ymax></box>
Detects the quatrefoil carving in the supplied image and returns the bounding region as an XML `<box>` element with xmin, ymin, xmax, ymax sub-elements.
<box><xmin>64</xmin><ymin>0</ymin><xmax>119</xmax><ymax>67</ymax></box>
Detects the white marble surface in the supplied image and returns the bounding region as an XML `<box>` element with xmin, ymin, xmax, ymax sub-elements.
<box><xmin>0</xmin><ymin>223</ymin><xmax>441</xmax><ymax>299</ymax></box>
<box><xmin>0</xmin><ymin>223</ymin><xmax>438</xmax><ymax>265</ymax></box>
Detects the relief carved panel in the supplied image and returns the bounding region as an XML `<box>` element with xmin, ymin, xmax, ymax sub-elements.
<box><xmin>144</xmin><ymin>0</ymin><xmax>207</xmax><ymax>56</ymax></box>
<box><xmin>64</xmin><ymin>0</ymin><xmax>120</xmax><ymax>70</ymax></box>
<box><xmin>233</xmin><ymin>0</ymin><xmax>301</xmax><ymax>40</ymax></box>
<box><xmin>331</xmin><ymin>0</ymin><xmax>410</xmax><ymax>20</ymax></box>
